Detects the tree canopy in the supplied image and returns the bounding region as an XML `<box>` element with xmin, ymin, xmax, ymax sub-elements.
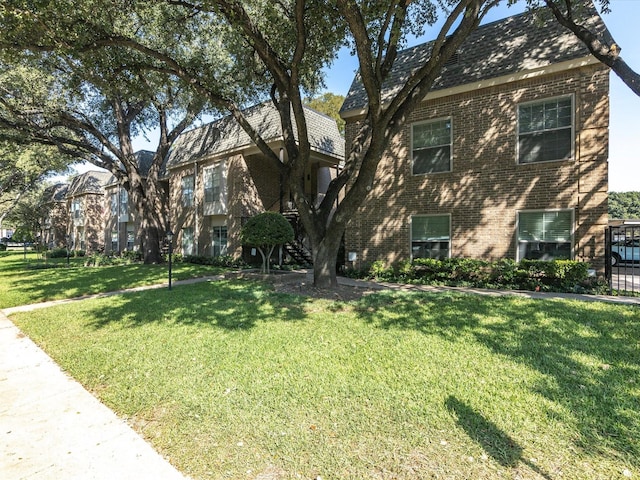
<box><xmin>609</xmin><ymin>191</ymin><xmax>640</xmax><ymax>219</ymax></box>
<box><xmin>1</xmin><ymin>0</ymin><xmax>637</xmax><ymax>286</ymax></box>
<box><xmin>240</xmin><ymin>212</ymin><xmax>294</xmax><ymax>273</ymax></box>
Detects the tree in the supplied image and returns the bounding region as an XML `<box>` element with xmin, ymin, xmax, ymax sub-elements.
<box><xmin>3</xmin><ymin>0</ymin><xmax>634</xmax><ymax>287</ymax></box>
<box><xmin>0</xmin><ymin>141</ymin><xmax>72</xmax><ymax>238</ymax></box>
<box><xmin>306</xmin><ymin>93</ymin><xmax>346</xmax><ymax>136</ymax></box>
<box><xmin>0</xmin><ymin>2</ymin><xmax>221</xmax><ymax>263</ymax></box>
<box><xmin>533</xmin><ymin>0</ymin><xmax>640</xmax><ymax>97</ymax></box>
<box><xmin>609</xmin><ymin>191</ymin><xmax>640</xmax><ymax>219</ymax></box>
<box><xmin>240</xmin><ymin>212</ymin><xmax>294</xmax><ymax>273</ymax></box>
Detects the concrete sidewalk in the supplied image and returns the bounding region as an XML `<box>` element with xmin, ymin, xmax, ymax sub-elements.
<box><xmin>0</xmin><ymin>313</ymin><xmax>189</xmax><ymax>480</ymax></box>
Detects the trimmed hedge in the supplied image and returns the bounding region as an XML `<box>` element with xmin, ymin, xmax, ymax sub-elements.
<box><xmin>345</xmin><ymin>257</ymin><xmax>599</xmax><ymax>294</ymax></box>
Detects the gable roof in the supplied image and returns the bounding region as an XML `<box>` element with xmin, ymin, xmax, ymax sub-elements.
<box><xmin>42</xmin><ymin>183</ymin><xmax>69</xmax><ymax>203</ymax></box>
<box><xmin>340</xmin><ymin>7</ymin><xmax>613</xmax><ymax>115</ymax></box>
<box><xmin>166</xmin><ymin>102</ymin><xmax>345</xmax><ymax>169</ymax></box>
<box><xmin>67</xmin><ymin>171</ymin><xmax>111</xmax><ymax>197</ymax></box>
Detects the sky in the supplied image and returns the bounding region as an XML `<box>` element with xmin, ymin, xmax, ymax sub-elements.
<box><xmin>81</xmin><ymin>0</ymin><xmax>640</xmax><ymax>192</ymax></box>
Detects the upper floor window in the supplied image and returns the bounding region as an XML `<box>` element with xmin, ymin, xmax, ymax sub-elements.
<box><xmin>110</xmin><ymin>193</ymin><xmax>118</xmax><ymax>215</ymax></box>
<box><xmin>71</xmin><ymin>200</ymin><xmax>82</xmax><ymax>219</ymax></box>
<box><xmin>518</xmin><ymin>96</ymin><xmax>573</xmax><ymax>164</ymax></box>
<box><xmin>412</xmin><ymin>118</ymin><xmax>452</xmax><ymax>175</ymax></box>
<box><xmin>517</xmin><ymin>210</ymin><xmax>573</xmax><ymax>261</ymax></box>
<box><xmin>182</xmin><ymin>175</ymin><xmax>195</xmax><ymax>207</ymax></box>
<box><xmin>119</xmin><ymin>189</ymin><xmax>128</xmax><ymax>216</ymax></box>
<box><xmin>411</xmin><ymin>214</ymin><xmax>450</xmax><ymax>260</ymax></box>
<box><xmin>204</xmin><ymin>164</ymin><xmax>222</xmax><ymax>204</ymax></box>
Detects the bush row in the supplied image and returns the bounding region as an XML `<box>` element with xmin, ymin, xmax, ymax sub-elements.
<box><xmin>345</xmin><ymin>258</ymin><xmax>602</xmax><ymax>293</ymax></box>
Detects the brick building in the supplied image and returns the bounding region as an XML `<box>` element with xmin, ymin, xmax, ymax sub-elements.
<box><xmin>340</xmin><ymin>9</ymin><xmax>611</xmax><ymax>272</ymax></box>
<box><xmin>65</xmin><ymin>171</ymin><xmax>112</xmax><ymax>253</ymax></box>
<box><xmin>165</xmin><ymin>102</ymin><xmax>344</xmax><ymax>259</ymax></box>
<box><xmin>40</xmin><ymin>183</ymin><xmax>69</xmax><ymax>249</ymax></box>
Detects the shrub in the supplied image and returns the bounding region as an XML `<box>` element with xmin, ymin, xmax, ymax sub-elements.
<box><xmin>0</xmin><ymin>244</ymin><xmax>6</xmax><ymax>251</ymax></box>
<box><xmin>240</xmin><ymin>212</ymin><xmax>294</xmax><ymax>273</ymax></box>
<box><xmin>84</xmin><ymin>253</ymin><xmax>113</xmax><ymax>267</ymax></box>
<box><xmin>350</xmin><ymin>257</ymin><xmax>592</xmax><ymax>294</ymax></box>
<box><xmin>48</xmin><ymin>247</ymin><xmax>69</xmax><ymax>259</ymax></box>
<box><xmin>120</xmin><ymin>250</ymin><xmax>142</xmax><ymax>262</ymax></box>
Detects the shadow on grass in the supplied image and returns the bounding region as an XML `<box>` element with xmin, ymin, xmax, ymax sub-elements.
<box><xmin>446</xmin><ymin>396</ymin><xmax>552</xmax><ymax>478</ymax></box>
<box><xmin>85</xmin><ymin>279</ymin><xmax>309</xmax><ymax>330</ymax></box>
<box><xmin>355</xmin><ymin>291</ymin><xmax>640</xmax><ymax>461</ymax></box>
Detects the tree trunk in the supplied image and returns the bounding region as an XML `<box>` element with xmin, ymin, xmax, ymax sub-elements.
<box><xmin>312</xmin><ymin>233</ymin><xmax>342</xmax><ymax>288</ymax></box>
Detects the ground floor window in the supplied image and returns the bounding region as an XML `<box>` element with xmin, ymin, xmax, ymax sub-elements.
<box><xmin>517</xmin><ymin>210</ymin><xmax>573</xmax><ymax>261</ymax></box>
<box><xmin>211</xmin><ymin>226</ymin><xmax>228</xmax><ymax>257</ymax></box>
<box><xmin>411</xmin><ymin>215</ymin><xmax>450</xmax><ymax>260</ymax></box>
<box><xmin>111</xmin><ymin>231</ymin><xmax>118</xmax><ymax>252</ymax></box>
<box><xmin>126</xmin><ymin>226</ymin><xmax>135</xmax><ymax>251</ymax></box>
<box><xmin>182</xmin><ymin>227</ymin><xmax>195</xmax><ymax>256</ymax></box>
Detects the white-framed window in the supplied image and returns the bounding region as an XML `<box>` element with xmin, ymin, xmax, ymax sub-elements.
<box><xmin>204</xmin><ymin>164</ymin><xmax>223</xmax><ymax>204</ymax></box>
<box><xmin>110</xmin><ymin>193</ymin><xmax>118</xmax><ymax>215</ymax></box>
<box><xmin>211</xmin><ymin>226</ymin><xmax>228</xmax><ymax>257</ymax></box>
<box><xmin>411</xmin><ymin>118</ymin><xmax>452</xmax><ymax>175</ymax></box>
<box><xmin>411</xmin><ymin>214</ymin><xmax>451</xmax><ymax>260</ymax></box>
<box><xmin>182</xmin><ymin>227</ymin><xmax>195</xmax><ymax>256</ymax></box>
<box><xmin>119</xmin><ymin>189</ymin><xmax>128</xmax><ymax>216</ymax></box>
<box><xmin>71</xmin><ymin>199</ymin><xmax>82</xmax><ymax>219</ymax></box>
<box><xmin>182</xmin><ymin>175</ymin><xmax>195</xmax><ymax>207</ymax></box>
<box><xmin>111</xmin><ymin>230</ymin><xmax>118</xmax><ymax>252</ymax></box>
<box><xmin>126</xmin><ymin>225</ymin><xmax>135</xmax><ymax>251</ymax></box>
<box><xmin>517</xmin><ymin>209</ymin><xmax>573</xmax><ymax>261</ymax></box>
<box><xmin>517</xmin><ymin>95</ymin><xmax>573</xmax><ymax>164</ymax></box>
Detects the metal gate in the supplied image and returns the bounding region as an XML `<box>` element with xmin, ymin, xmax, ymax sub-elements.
<box><xmin>605</xmin><ymin>225</ymin><xmax>640</xmax><ymax>295</ymax></box>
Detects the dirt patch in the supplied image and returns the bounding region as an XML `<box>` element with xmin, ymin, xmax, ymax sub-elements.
<box><xmin>226</xmin><ymin>270</ymin><xmax>374</xmax><ymax>301</ymax></box>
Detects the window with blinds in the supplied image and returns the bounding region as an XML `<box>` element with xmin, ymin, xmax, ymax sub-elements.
<box><xmin>518</xmin><ymin>96</ymin><xmax>573</xmax><ymax>164</ymax></box>
<box><xmin>411</xmin><ymin>215</ymin><xmax>450</xmax><ymax>260</ymax></box>
<box><xmin>517</xmin><ymin>210</ymin><xmax>573</xmax><ymax>260</ymax></box>
<box><xmin>412</xmin><ymin>118</ymin><xmax>452</xmax><ymax>174</ymax></box>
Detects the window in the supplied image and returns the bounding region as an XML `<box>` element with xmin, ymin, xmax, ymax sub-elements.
<box><xmin>126</xmin><ymin>225</ymin><xmax>135</xmax><ymax>251</ymax></box>
<box><xmin>204</xmin><ymin>164</ymin><xmax>222</xmax><ymax>204</ymax></box>
<box><xmin>412</xmin><ymin>118</ymin><xmax>452</xmax><ymax>174</ymax></box>
<box><xmin>119</xmin><ymin>189</ymin><xmax>128</xmax><ymax>216</ymax></box>
<box><xmin>182</xmin><ymin>227</ymin><xmax>195</xmax><ymax>256</ymax></box>
<box><xmin>517</xmin><ymin>210</ymin><xmax>573</xmax><ymax>261</ymax></box>
<box><xmin>211</xmin><ymin>226</ymin><xmax>228</xmax><ymax>257</ymax></box>
<box><xmin>110</xmin><ymin>193</ymin><xmax>118</xmax><ymax>216</ymax></box>
<box><xmin>71</xmin><ymin>200</ymin><xmax>82</xmax><ymax>219</ymax></box>
<box><xmin>111</xmin><ymin>230</ymin><xmax>118</xmax><ymax>252</ymax></box>
<box><xmin>182</xmin><ymin>176</ymin><xmax>195</xmax><ymax>207</ymax></box>
<box><xmin>411</xmin><ymin>215</ymin><xmax>450</xmax><ymax>260</ymax></box>
<box><xmin>518</xmin><ymin>96</ymin><xmax>573</xmax><ymax>164</ymax></box>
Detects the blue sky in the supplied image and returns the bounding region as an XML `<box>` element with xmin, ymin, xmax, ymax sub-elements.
<box><xmin>121</xmin><ymin>2</ymin><xmax>640</xmax><ymax>191</ymax></box>
<box><xmin>321</xmin><ymin>0</ymin><xmax>640</xmax><ymax>192</ymax></box>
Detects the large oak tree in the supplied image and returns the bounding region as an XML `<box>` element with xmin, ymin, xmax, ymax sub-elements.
<box><xmin>2</xmin><ymin>0</ymin><xmax>636</xmax><ymax>285</ymax></box>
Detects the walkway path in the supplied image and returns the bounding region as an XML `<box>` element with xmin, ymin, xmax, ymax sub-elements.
<box><xmin>1</xmin><ymin>272</ymin><xmax>638</xmax><ymax>479</ymax></box>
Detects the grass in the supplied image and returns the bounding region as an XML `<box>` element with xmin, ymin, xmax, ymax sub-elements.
<box><xmin>0</xmin><ymin>251</ymin><xmax>227</xmax><ymax>308</ymax></box>
<box><xmin>9</xmin><ymin>278</ymin><xmax>640</xmax><ymax>480</ymax></box>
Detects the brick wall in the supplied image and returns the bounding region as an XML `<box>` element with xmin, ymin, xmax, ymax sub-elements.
<box><xmin>169</xmin><ymin>153</ymin><xmax>281</xmax><ymax>258</ymax></box>
<box><xmin>344</xmin><ymin>64</ymin><xmax>609</xmax><ymax>272</ymax></box>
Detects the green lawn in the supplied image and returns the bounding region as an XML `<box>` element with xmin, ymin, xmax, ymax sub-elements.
<box><xmin>10</xmin><ymin>279</ymin><xmax>640</xmax><ymax>480</ymax></box>
<box><xmin>0</xmin><ymin>251</ymin><xmax>225</xmax><ymax>308</ymax></box>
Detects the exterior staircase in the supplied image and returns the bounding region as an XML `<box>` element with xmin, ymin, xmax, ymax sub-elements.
<box><xmin>282</xmin><ymin>208</ymin><xmax>313</xmax><ymax>266</ymax></box>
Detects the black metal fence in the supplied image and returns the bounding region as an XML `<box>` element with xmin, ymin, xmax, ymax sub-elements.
<box><xmin>605</xmin><ymin>225</ymin><xmax>640</xmax><ymax>295</ymax></box>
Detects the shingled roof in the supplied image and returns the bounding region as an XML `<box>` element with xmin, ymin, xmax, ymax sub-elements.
<box><xmin>42</xmin><ymin>183</ymin><xmax>69</xmax><ymax>203</ymax></box>
<box><xmin>67</xmin><ymin>171</ymin><xmax>112</xmax><ymax>197</ymax></box>
<box><xmin>340</xmin><ymin>7</ymin><xmax>613</xmax><ymax>115</ymax></box>
<box><xmin>166</xmin><ymin>102</ymin><xmax>345</xmax><ymax>169</ymax></box>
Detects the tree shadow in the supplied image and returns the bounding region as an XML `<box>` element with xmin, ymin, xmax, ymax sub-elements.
<box><xmin>85</xmin><ymin>279</ymin><xmax>310</xmax><ymax>331</ymax></box>
<box><xmin>355</xmin><ymin>291</ymin><xmax>640</xmax><ymax>460</ymax></box>
<box><xmin>445</xmin><ymin>396</ymin><xmax>553</xmax><ymax>478</ymax></box>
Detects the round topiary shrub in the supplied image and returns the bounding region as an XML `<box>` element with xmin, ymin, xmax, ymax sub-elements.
<box><xmin>240</xmin><ymin>212</ymin><xmax>294</xmax><ymax>273</ymax></box>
